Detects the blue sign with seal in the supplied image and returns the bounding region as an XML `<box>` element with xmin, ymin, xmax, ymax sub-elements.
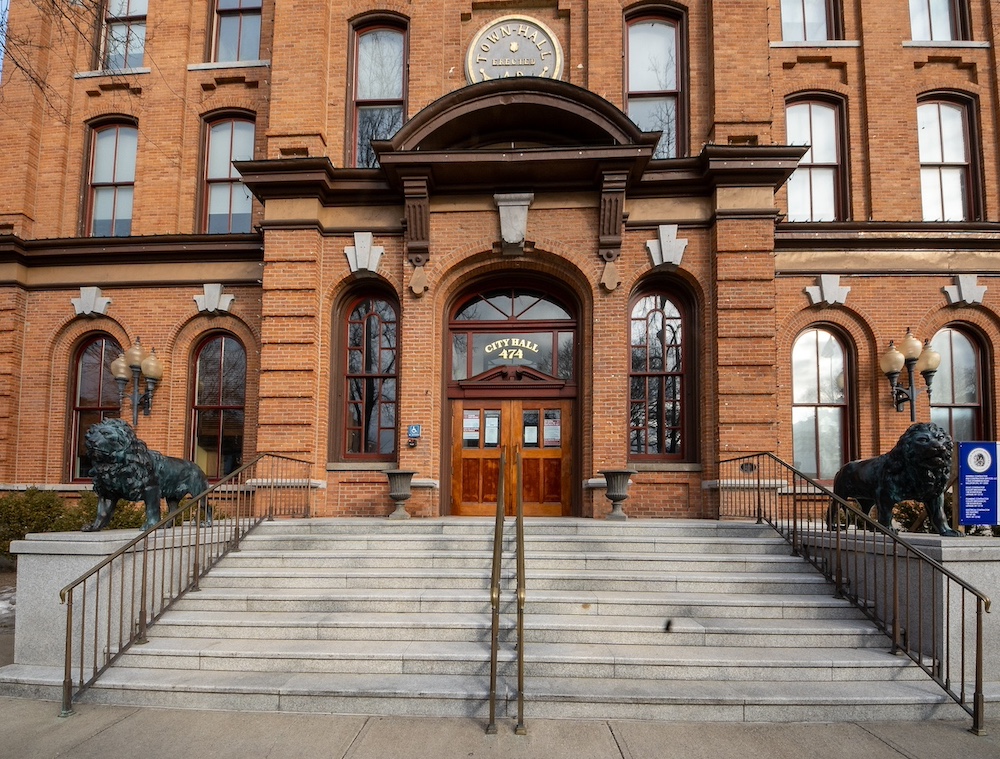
<box><xmin>958</xmin><ymin>442</ymin><xmax>1000</xmax><ymax>526</ymax></box>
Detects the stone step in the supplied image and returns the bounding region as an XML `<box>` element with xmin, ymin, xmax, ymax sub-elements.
<box><xmin>115</xmin><ymin>637</ymin><xmax>925</xmax><ymax>683</ymax></box>
<box><xmin>173</xmin><ymin>587</ymin><xmax>864</xmax><ymax>620</ymax></box>
<box><xmin>219</xmin><ymin>550</ymin><xmax>809</xmax><ymax>572</ymax></box>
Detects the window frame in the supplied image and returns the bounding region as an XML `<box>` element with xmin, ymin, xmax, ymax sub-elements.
<box><xmin>349</xmin><ymin>17</ymin><xmax>408</xmax><ymax>169</ymax></box>
<box><xmin>909</xmin><ymin>0</ymin><xmax>971</xmax><ymax>41</ymax></box>
<box><xmin>202</xmin><ymin>114</ymin><xmax>256</xmax><ymax>234</ymax></box>
<box><xmin>784</xmin><ymin>96</ymin><xmax>849</xmax><ymax>222</ymax></box>
<box><xmin>779</xmin><ymin>0</ymin><xmax>843</xmax><ymax>42</ymax></box>
<box><xmin>213</xmin><ymin>0</ymin><xmax>263</xmax><ymax>63</ymax></box>
<box><xmin>69</xmin><ymin>333</ymin><xmax>123</xmax><ymax>481</ymax></box>
<box><xmin>624</xmin><ymin>10</ymin><xmax>687</xmax><ymax>160</ymax></box>
<box><xmin>790</xmin><ymin>326</ymin><xmax>852</xmax><ymax>480</ymax></box>
<box><xmin>101</xmin><ymin>0</ymin><xmax>147</xmax><ymax>71</ymax></box>
<box><xmin>336</xmin><ymin>291</ymin><xmax>401</xmax><ymax>461</ymax></box>
<box><xmin>627</xmin><ymin>285</ymin><xmax>697</xmax><ymax>463</ymax></box>
<box><xmin>85</xmin><ymin>120</ymin><xmax>139</xmax><ymax>237</ymax></box>
<box><xmin>189</xmin><ymin>332</ymin><xmax>247</xmax><ymax>480</ymax></box>
<box><xmin>917</xmin><ymin>95</ymin><xmax>982</xmax><ymax>222</ymax></box>
<box><xmin>930</xmin><ymin>326</ymin><xmax>987</xmax><ymax>443</ymax></box>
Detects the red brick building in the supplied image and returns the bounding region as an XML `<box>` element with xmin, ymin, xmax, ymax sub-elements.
<box><xmin>0</xmin><ymin>0</ymin><xmax>998</xmax><ymax>519</ymax></box>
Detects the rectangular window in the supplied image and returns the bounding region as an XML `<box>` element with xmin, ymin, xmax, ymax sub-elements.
<box><xmin>909</xmin><ymin>0</ymin><xmax>965</xmax><ymax>40</ymax></box>
<box><xmin>626</xmin><ymin>17</ymin><xmax>681</xmax><ymax>159</ymax></box>
<box><xmin>353</xmin><ymin>25</ymin><xmax>406</xmax><ymax>168</ymax></box>
<box><xmin>918</xmin><ymin>101</ymin><xmax>970</xmax><ymax>221</ymax></box>
<box><xmin>205</xmin><ymin>119</ymin><xmax>255</xmax><ymax>233</ymax></box>
<box><xmin>215</xmin><ymin>0</ymin><xmax>262</xmax><ymax>62</ymax></box>
<box><xmin>89</xmin><ymin>124</ymin><xmax>138</xmax><ymax>236</ymax></box>
<box><xmin>781</xmin><ymin>0</ymin><xmax>832</xmax><ymax>41</ymax></box>
<box><xmin>785</xmin><ymin>101</ymin><xmax>843</xmax><ymax>221</ymax></box>
<box><xmin>103</xmin><ymin>0</ymin><xmax>147</xmax><ymax>70</ymax></box>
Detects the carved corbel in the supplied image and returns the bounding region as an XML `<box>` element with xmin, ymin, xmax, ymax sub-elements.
<box><xmin>598</xmin><ymin>171</ymin><xmax>628</xmax><ymax>291</ymax></box>
<box><xmin>71</xmin><ymin>286</ymin><xmax>112</xmax><ymax>317</ymax></box>
<box><xmin>403</xmin><ymin>176</ymin><xmax>430</xmax><ymax>268</ymax></box>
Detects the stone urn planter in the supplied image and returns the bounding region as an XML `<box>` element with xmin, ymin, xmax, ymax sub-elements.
<box><xmin>599</xmin><ymin>469</ymin><xmax>637</xmax><ymax>521</ymax></box>
<box><xmin>385</xmin><ymin>470</ymin><xmax>417</xmax><ymax>520</ymax></box>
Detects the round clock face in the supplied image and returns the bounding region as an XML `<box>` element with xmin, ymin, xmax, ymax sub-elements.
<box><xmin>466</xmin><ymin>15</ymin><xmax>564</xmax><ymax>84</ymax></box>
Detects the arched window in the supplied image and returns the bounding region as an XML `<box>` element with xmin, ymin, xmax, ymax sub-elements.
<box><xmin>791</xmin><ymin>327</ymin><xmax>848</xmax><ymax>479</ymax></box>
<box><xmin>629</xmin><ymin>291</ymin><xmax>692</xmax><ymax>460</ymax></box>
<box><xmin>204</xmin><ymin>116</ymin><xmax>255</xmax><ymax>233</ymax></box>
<box><xmin>343</xmin><ymin>295</ymin><xmax>399</xmax><ymax>458</ymax></box>
<box><xmin>191</xmin><ymin>334</ymin><xmax>246</xmax><ymax>478</ymax></box>
<box><xmin>71</xmin><ymin>334</ymin><xmax>123</xmax><ymax>479</ymax></box>
<box><xmin>87</xmin><ymin>122</ymin><xmax>138</xmax><ymax>237</ymax></box>
<box><xmin>930</xmin><ymin>327</ymin><xmax>984</xmax><ymax>442</ymax></box>
<box><xmin>626</xmin><ymin>13</ymin><xmax>685</xmax><ymax>159</ymax></box>
<box><xmin>785</xmin><ymin>99</ymin><xmax>847</xmax><ymax>221</ymax></box>
<box><xmin>351</xmin><ymin>21</ymin><xmax>406</xmax><ymax>168</ymax></box>
<box><xmin>917</xmin><ymin>98</ymin><xmax>979</xmax><ymax>222</ymax></box>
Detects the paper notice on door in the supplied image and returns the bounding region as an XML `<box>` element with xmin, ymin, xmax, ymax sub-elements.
<box><xmin>543</xmin><ymin>413</ymin><xmax>561</xmax><ymax>446</ymax></box>
<box><xmin>485</xmin><ymin>413</ymin><xmax>500</xmax><ymax>446</ymax></box>
<box><xmin>463</xmin><ymin>411</ymin><xmax>480</xmax><ymax>441</ymax></box>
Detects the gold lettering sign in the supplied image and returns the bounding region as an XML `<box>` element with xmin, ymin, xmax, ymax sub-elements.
<box><xmin>484</xmin><ymin>337</ymin><xmax>542</xmax><ymax>360</ymax></box>
<box><xmin>466</xmin><ymin>15</ymin><xmax>564</xmax><ymax>84</ymax></box>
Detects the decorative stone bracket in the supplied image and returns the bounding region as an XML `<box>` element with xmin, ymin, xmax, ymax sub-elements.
<box><xmin>646</xmin><ymin>224</ymin><xmax>688</xmax><ymax>268</ymax></box>
<box><xmin>345</xmin><ymin>232</ymin><xmax>384</xmax><ymax>275</ymax></box>
<box><xmin>194</xmin><ymin>283</ymin><xmax>235</xmax><ymax>314</ymax></box>
<box><xmin>71</xmin><ymin>286</ymin><xmax>111</xmax><ymax>317</ymax></box>
<box><xmin>403</xmin><ymin>176</ymin><xmax>431</xmax><ymax>297</ymax></box>
<box><xmin>804</xmin><ymin>274</ymin><xmax>850</xmax><ymax>307</ymax></box>
<box><xmin>943</xmin><ymin>274</ymin><xmax>986</xmax><ymax>306</ymax></box>
<box><xmin>493</xmin><ymin>193</ymin><xmax>534</xmax><ymax>256</ymax></box>
<box><xmin>599</xmin><ymin>170</ymin><xmax>628</xmax><ymax>292</ymax></box>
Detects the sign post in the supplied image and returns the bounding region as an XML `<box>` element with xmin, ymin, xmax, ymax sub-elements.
<box><xmin>958</xmin><ymin>442</ymin><xmax>1000</xmax><ymax>526</ymax></box>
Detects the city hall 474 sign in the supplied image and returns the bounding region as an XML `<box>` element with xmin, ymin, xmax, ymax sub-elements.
<box><xmin>466</xmin><ymin>15</ymin><xmax>564</xmax><ymax>83</ymax></box>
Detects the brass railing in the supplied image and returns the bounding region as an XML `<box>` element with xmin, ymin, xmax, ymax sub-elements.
<box><xmin>486</xmin><ymin>446</ymin><xmax>527</xmax><ymax>735</ymax></box>
<box><xmin>486</xmin><ymin>448</ymin><xmax>506</xmax><ymax>734</ymax></box>
<box><xmin>58</xmin><ymin>453</ymin><xmax>313</xmax><ymax>716</ymax></box>
<box><xmin>718</xmin><ymin>453</ymin><xmax>991</xmax><ymax>734</ymax></box>
<box><xmin>514</xmin><ymin>446</ymin><xmax>526</xmax><ymax>735</ymax></box>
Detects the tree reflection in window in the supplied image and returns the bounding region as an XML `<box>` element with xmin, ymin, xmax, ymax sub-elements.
<box><xmin>930</xmin><ymin>327</ymin><xmax>982</xmax><ymax>442</ymax></box>
<box><xmin>346</xmin><ymin>297</ymin><xmax>398</xmax><ymax>456</ymax></box>
<box><xmin>354</xmin><ymin>26</ymin><xmax>405</xmax><ymax>168</ymax></box>
<box><xmin>629</xmin><ymin>294</ymin><xmax>683</xmax><ymax>457</ymax></box>
<box><xmin>192</xmin><ymin>334</ymin><xmax>246</xmax><ymax>478</ymax></box>
<box><xmin>791</xmin><ymin>328</ymin><xmax>847</xmax><ymax>479</ymax></box>
<box><xmin>72</xmin><ymin>334</ymin><xmax>123</xmax><ymax>479</ymax></box>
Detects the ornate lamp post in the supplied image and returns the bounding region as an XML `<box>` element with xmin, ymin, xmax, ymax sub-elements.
<box><xmin>878</xmin><ymin>328</ymin><xmax>941</xmax><ymax>423</ymax></box>
<box><xmin>110</xmin><ymin>338</ymin><xmax>164</xmax><ymax>427</ymax></box>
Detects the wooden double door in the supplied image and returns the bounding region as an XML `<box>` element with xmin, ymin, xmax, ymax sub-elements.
<box><xmin>450</xmin><ymin>399</ymin><xmax>573</xmax><ymax>516</ymax></box>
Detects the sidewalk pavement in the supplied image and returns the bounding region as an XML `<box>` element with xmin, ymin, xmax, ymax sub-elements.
<box><xmin>1</xmin><ymin>695</ymin><xmax>998</xmax><ymax>759</ymax></box>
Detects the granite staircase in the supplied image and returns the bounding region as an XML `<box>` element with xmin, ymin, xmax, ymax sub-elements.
<box><xmin>72</xmin><ymin>518</ymin><xmax>959</xmax><ymax>721</ymax></box>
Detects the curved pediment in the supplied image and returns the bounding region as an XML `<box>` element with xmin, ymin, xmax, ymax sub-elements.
<box><xmin>379</xmin><ymin>78</ymin><xmax>657</xmax><ymax>153</ymax></box>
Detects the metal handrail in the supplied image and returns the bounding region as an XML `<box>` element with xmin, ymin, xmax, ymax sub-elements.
<box><xmin>718</xmin><ymin>452</ymin><xmax>991</xmax><ymax>734</ymax></box>
<box><xmin>514</xmin><ymin>446</ymin><xmax>526</xmax><ymax>735</ymax></box>
<box><xmin>486</xmin><ymin>448</ymin><xmax>506</xmax><ymax>734</ymax></box>
<box><xmin>58</xmin><ymin>452</ymin><xmax>312</xmax><ymax>716</ymax></box>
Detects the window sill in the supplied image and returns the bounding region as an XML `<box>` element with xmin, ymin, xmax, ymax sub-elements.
<box><xmin>188</xmin><ymin>60</ymin><xmax>271</xmax><ymax>71</ymax></box>
<box><xmin>903</xmin><ymin>40</ymin><xmax>990</xmax><ymax>48</ymax></box>
<box><xmin>327</xmin><ymin>462</ymin><xmax>398</xmax><ymax>472</ymax></box>
<box><xmin>75</xmin><ymin>68</ymin><xmax>151</xmax><ymax>79</ymax></box>
<box><xmin>770</xmin><ymin>41</ymin><xmax>860</xmax><ymax>48</ymax></box>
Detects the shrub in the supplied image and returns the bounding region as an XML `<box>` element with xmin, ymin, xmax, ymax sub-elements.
<box><xmin>0</xmin><ymin>489</ymin><xmax>146</xmax><ymax>561</ymax></box>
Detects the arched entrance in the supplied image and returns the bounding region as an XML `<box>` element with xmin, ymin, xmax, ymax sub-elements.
<box><xmin>448</xmin><ymin>285</ymin><xmax>578</xmax><ymax>516</ymax></box>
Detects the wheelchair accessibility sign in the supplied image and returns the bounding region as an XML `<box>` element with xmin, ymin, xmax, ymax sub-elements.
<box><xmin>958</xmin><ymin>442</ymin><xmax>1000</xmax><ymax>526</ymax></box>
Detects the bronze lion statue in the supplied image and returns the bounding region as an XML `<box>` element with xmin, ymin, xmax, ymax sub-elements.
<box><xmin>83</xmin><ymin>419</ymin><xmax>210</xmax><ymax>532</ymax></box>
<box><xmin>830</xmin><ymin>422</ymin><xmax>960</xmax><ymax>537</ymax></box>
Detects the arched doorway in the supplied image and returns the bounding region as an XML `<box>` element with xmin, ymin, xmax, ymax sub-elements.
<box><xmin>448</xmin><ymin>285</ymin><xmax>578</xmax><ymax>516</ymax></box>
